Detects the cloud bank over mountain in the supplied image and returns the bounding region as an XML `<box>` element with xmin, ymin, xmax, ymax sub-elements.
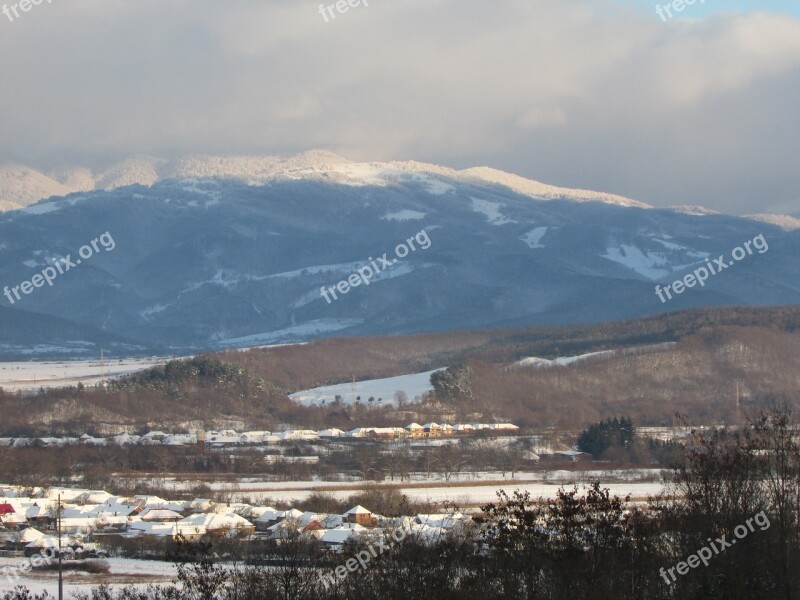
<box><xmin>1</xmin><ymin>1</ymin><xmax>798</xmax><ymax>215</ymax></box>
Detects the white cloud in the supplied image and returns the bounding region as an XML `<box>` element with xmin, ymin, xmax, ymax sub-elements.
<box><xmin>0</xmin><ymin>0</ymin><xmax>798</xmax><ymax>214</ymax></box>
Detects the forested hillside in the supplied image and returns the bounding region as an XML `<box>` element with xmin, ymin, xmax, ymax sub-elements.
<box><xmin>3</xmin><ymin>306</ymin><xmax>800</xmax><ymax>434</ymax></box>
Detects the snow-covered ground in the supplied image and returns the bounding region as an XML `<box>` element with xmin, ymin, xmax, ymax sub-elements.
<box><xmin>392</xmin><ymin>481</ymin><xmax>664</xmax><ymax>505</ymax></box>
<box><xmin>241</xmin><ymin>479</ymin><xmax>664</xmax><ymax>506</ymax></box>
<box><xmin>290</xmin><ymin>369</ymin><xmax>442</xmax><ymax>407</ymax></box>
<box><xmin>470</xmin><ymin>197</ymin><xmax>516</xmax><ymax>225</ymax></box>
<box><xmin>511</xmin><ymin>350</ymin><xmax>617</xmax><ymax>369</ymax></box>
<box><xmin>510</xmin><ymin>342</ymin><xmax>677</xmax><ymax>370</ymax></box>
<box><xmin>0</xmin><ymin>557</ymin><xmax>177</xmax><ymax>595</ymax></box>
<box><xmin>602</xmin><ymin>244</ymin><xmax>672</xmax><ymax>280</ymax></box>
<box><xmin>0</xmin><ymin>356</ymin><xmax>171</xmax><ymax>391</ymax></box>
<box><xmin>215</xmin><ymin>319</ymin><xmax>363</xmax><ymax>348</ymax></box>
<box><xmin>0</xmin><ymin>340</ymin><xmax>309</xmax><ymax>390</ymax></box>
<box><xmin>132</xmin><ymin>469</ymin><xmax>666</xmax><ymax>506</ymax></box>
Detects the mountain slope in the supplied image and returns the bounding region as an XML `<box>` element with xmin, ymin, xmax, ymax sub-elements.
<box><xmin>0</xmin><ymin>158</ymin><xmax>798</xmax><ymax>357</ymax></box>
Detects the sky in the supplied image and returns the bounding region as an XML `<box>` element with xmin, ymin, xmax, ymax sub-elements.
<box><xmin>1</xmin><ymin>0</ymin><xmax>798</xmax><ymax>215</ymax></box>
<box><xmin>617</xmin><ymin>0</ymin><xmax>800</xmax><ymax>20</ymax></box>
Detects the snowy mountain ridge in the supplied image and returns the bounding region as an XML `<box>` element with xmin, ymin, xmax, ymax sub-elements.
<box><xmin>0</xmin><ymin>150</ymin><xmax>648</xmax><ymax>211</ymax></box>
<box><xmin>3</xmin><ymin>153</ymin><xmax>795</xmax><ymax>228</ymax></box>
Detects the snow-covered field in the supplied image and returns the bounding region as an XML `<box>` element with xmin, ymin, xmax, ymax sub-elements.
<box><xmin>137</xmin><ymin>469</ymin><xmax>666</xmax><ymax>506</ymax></box>
<box><xmin>0</xmin><ymin>356</ymin><xmax>172</xmax><ymax>391</ymax></box>
<box><xmin>0</xmin><ymin>557</ymin><xmax>177</xmax><ymax>596</ymax></box>
<box><xmin>510</xmin><ymin>342</ymin><xmax>678</xmax><ymax>370</ymax></box>
<box><xmin>290</xmin><ymin>369</ymin><xmax>442</xmax><ymax>407</ymax></box>
<box><xmin>388</xmin><ymin>481</ymin><xmax>664</xmax><ymax>505</ymax></box>
<box><xmin>215</xmin><ymin>319</ymin><xmax>362</xmax><ymax>347</ymax></box>
<box><xmin>235</xmin><ymin>479</ymin><xmax>664</xmax><ymax>506</ymax></box>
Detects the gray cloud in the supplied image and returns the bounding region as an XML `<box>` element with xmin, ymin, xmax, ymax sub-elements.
<box><xmin>1</xmin><ymin>0</ymin><xmax>798</xmax><ymax>214</ymax></box>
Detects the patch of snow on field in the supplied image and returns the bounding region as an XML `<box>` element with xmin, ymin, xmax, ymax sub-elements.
<box><xmin>511</xmin><ymin>350</ymin><xmax>615</xmax><ymax>369</ymax></box>
<box><xmin>242</xmin><ymin>480</ymin><xmax>665</xmax><ymax>506</ymax></box>
<box><xmin>511</xmin><ymin>343</ymin><xmax>676</xmax><ymax>370</ymax></box>
<box><xmin>290</xmin><ymin>369</ymin><xmax>443</xmax><ymax>407</ymax></box>
<box><xmin>0</xmin><ymin>356</ymin><xmax>171</xmax><ymax>391</ymax></box>
<box><xmin>0</xmin><ymin>557</ymin><xmax>177</xmax><ymax>595</ymax></box>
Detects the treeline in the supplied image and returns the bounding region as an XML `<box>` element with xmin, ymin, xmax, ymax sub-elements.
<box><xmin>0</xmin><ymin>435</ymin><xmax>610</xmax><ymax>496</ymax></box>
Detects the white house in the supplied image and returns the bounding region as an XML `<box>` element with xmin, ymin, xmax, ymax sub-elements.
<box><xmin>318</xmin><ymin>428</ymin><xmax>346</xmax><ymax>438</ymax></box>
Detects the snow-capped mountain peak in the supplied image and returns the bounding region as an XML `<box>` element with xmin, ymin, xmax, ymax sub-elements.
<box><xmin>743</xmin><ymin>213</ymin><xmax>800</xmax><ymax>231</ymax></box>
<box><xmin>0</xmin><ymin>151</ymin><xmax>649</xmax><ymax>211</ymax></box>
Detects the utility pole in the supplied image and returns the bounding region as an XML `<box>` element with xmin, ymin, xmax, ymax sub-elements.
<box><xmin>57</xmin><ymin>493</ymin><xmax>63</xmax><ymax>600</ymax></box>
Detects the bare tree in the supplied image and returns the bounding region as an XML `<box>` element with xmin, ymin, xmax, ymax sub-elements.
<box><xmin>437</xmin><ymin>444</ymin><xmax>467</xmax><ymax>482</ymax></box>
<box><xmin>353</xmin><ymin>445</ymin><xmax>380</xmax><ymax>481</ymax></box>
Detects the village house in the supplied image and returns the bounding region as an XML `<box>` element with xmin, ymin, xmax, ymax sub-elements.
<box><xmin>344</xmin><ymin>505</ymin><xmax>376</xmax><ymax>527</ymax></box>
<box><xmin>0</xmin><ymin>422</ymin><xmax>522</xmax><ymax>451</ymax></box>
<box><xmin>178</xmin><ymin>512</ymin><xmax>255</xmax><ymax>538</ymax></box>
<box><xmin>140</xmin><ymin>508</ymin><xmax>184</xmax><ymax>522</ymax></box>
<box><xmin>423</xmin><ymin>423</ymin><xmax>443</xmax><ymax>437</ymax></box>
<box><xmin>318</xmin><ymin>428</ymin><xmax>346</xmax><ymax>438</ymax></box>
<box><xmin>0</xmin><ymin>484</ymin><xmax>473</xmax><ymax>561</ymax></box>
<box><xmin>367</xmin><ymin>427</ymin><xmax>407</xmax><ymax>440</ymax></box>
<box><xmin>405</xmin><ymin>423</ymin><xmax>425</xmax><ymax>437</ymax></box>
<box><xmin>3</xmin><ymin>526</ymin><xmax>45</xmax><ymax>552</ymax></box>
<box><xmin>141</xmin><ymin>431</ymin><xmax>169</xmax><ymax>445</ymax></box>
<box><xmin>254</xmin><ymin>508</ymin><xmax>289</xmax><ymax>532</ymax></box>
<box><xmin>240</xmin><ymin>431</ymin><xmax>271</xmax><ymax>444</ymax></box>
<box><xmin>316</xmin><ymin>524</ymin><xmax>365</xmax><ymax>549</ymax></box>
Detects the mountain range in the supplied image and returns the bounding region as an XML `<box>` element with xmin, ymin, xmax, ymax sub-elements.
<box><xmin>0</xmin><ymin>151</ymin><xmax>798</xmax><ymax>359</ymax></box>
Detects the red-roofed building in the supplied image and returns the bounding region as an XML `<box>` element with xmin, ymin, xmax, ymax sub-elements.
<box><xmin>0</xmin><ymin>503</ymin><xmax>14</xmax><ymax>516</ymax></box>
<box><xmin>302</xmin><ymin>520</ymin><xmax>325</xmax><ymax>533</ymax></box>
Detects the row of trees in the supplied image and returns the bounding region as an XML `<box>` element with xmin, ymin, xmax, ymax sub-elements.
<box><xmin>0</xmin><ymin>438</ymin><xmax>542</xmax><ymax>496</ymax></box>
